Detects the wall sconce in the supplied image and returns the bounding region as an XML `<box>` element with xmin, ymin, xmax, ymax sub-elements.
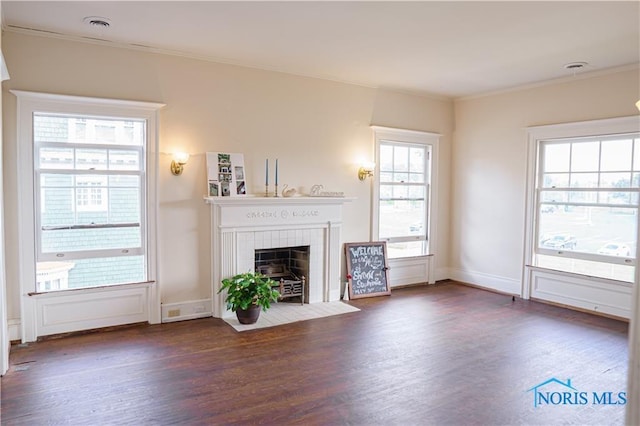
<box><xmin>358</xmin><ymin>162</ymin><xmax>376</xmax><ymax>181</ymax></box>
<box><xmin>171</xmin><ymin>152</ymin><xmax>190</xmax><ymax>176</ymax></box>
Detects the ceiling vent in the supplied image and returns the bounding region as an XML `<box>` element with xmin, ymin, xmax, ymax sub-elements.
<box><xmin>564</xmin><ymin>61</ymin><xmax>588</xmax><ymax>71</ymax></box>
<box><xmin>83</xmin><ymin>16</ymin><xmax>111</xmax><ymax>29</ymax></box>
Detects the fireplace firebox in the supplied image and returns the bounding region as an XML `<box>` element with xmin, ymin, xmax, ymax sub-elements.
<box><xmin>255</xmin><ymin>246</ymin><xmax>309</xmax><ymax>304</ymax></box>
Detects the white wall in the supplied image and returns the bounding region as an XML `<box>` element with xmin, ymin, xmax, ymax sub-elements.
<box><xmin>1</xmin><ymin>31</ymin><xmax>453</xmax><ymax>328</ymax></box>
<box><xmin>451</xmin><ymin>68</ymin><xmax>640</xmax><ymax>294</ymax></box>
<box><xmin>0</xmin><ymin>0</ymin><xmax>10</xmax><ymax>375</ymax></box>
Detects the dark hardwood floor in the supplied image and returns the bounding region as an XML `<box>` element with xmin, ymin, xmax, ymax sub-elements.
<box><xmin>1</xmin><ymin>282</ymin><xmax>629</xmax><ymax>425</ymax></box>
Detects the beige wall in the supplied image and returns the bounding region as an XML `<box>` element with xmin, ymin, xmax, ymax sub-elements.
<box><xmin>451</xmin><ymin>68</ymin><xmax>640</xmax><ymax>289</ymax></box>
<box><xmin>1</xmin><ymin>32</ymin><xmax>453</xmax><ymax>319</ymax></box>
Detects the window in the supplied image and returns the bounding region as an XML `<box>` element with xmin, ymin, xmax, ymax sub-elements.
<box><xmin>14</xmin><ymin>90</ymin><xmax>163</xmax><ymax>340</ymax></box>
<box><xmin>34</xmin><ymin>114</ymin><xmax>147</xmax><ymax>291</ymax></box>
<box><xmin>372</xmin><ymin>127</ymin><xmax>440</xmax><ymax>259</ymax></box>
<box><xmin>527</xmin><ymin>118</ymin><xmax>639</xmax><ymax>283</ymax></box>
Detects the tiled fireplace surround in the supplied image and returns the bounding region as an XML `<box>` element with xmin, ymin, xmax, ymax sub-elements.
<box><xmin>206</xmin><ymin>196</ymin><xmax>353</xmax><ymax>318</ymax></box>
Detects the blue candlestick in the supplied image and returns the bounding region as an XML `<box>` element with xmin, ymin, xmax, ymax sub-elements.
<box><xmin>265</xmin><ymin>159</ymin><xmax>269</xmax><ymax>186</ymax></box>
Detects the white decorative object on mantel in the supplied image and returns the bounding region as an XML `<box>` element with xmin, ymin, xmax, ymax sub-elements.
<box><xmin>204</xmin><ymin>195</ymin><xmax>354</xmax><ymax>318</ymax></box>
<box><xmin>309</xmin><ymin>184</ymin><xmax>345</xmax><ymax>198</ymax></box>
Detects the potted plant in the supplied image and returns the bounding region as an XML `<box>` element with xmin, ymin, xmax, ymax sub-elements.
<box><xmin>218</xmin><ymin>271</ymin><xmax>280</xmax><ymax>324</ymax></box>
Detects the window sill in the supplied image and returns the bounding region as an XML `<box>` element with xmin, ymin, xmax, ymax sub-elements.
<box><xmin>28</xmin><ymin>280</ymin><xmax>156</xmax><ymax>296</ymax></box>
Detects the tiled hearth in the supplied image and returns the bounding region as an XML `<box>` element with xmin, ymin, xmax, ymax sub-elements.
<box><xmin>205</xmin><ymin>196</ymin><xmax>353</xmax><ymax>318</ymax></box>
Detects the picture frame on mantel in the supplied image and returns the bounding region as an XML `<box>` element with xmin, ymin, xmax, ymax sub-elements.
<box><xmin>206</xmin><ymin>152</ymin><xmax>247</xmax><ymax>197</ymax></box>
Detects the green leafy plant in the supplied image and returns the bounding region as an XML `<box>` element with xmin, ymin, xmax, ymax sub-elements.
<box><xmin>218</xmin><ymin>271</ymin><xmax>280</xmax><ymax>312</ymax></box>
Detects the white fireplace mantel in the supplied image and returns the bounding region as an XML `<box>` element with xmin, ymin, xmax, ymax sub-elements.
<box><xmin>205</xmin><ymin>196</ymin><xmax>354</xmax><ymax>317</ymax></box>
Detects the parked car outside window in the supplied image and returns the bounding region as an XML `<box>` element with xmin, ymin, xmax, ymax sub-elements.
<box><xmin>540</xmin><ymin>233</ymin><xmax>577</xmax><ymax>250</ymax></box>
<box><xmin>597</xmin><ymin>242</ymin><xmax>631</xmax><ymax>257</ymax></box>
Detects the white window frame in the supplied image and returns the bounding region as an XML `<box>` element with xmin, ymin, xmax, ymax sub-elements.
<box><xmin>371</xmin><ymin>126</ymin><xmax>440</xmax><ymax>282</ymax></box>
<box><xmin>13</xmin><ymin>90</ymin><xmax>164</xmax><ymax>342</ymax></box>
<box><xmin>523</xmin><ymin>116</ymin><xmax>640</xmax><ymax>301</ymax></box>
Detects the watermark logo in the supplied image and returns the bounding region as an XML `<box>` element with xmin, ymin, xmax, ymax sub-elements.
<box><xmin>527</xmin><ymin>377</ymin><xmax>626</xmax><ymax>408</ymax></box>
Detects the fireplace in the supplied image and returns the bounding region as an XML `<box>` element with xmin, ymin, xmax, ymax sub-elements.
<box><xmin>255</xmin><ymin>246</ymin><xmax>309</xmax><ymax>304</ymax></box>
<box><xmin>206</xmin><ymin>196</ymin><xmax>352</xmax><ymax>318</ymax></box>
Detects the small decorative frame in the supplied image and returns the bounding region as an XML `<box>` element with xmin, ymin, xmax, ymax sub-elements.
<box><xmin>206</xmin><ymin>152</ymin><xmax>246</xmax><ymax>197</ymax></box>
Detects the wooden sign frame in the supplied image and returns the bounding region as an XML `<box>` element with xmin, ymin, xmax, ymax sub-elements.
<box><xmin>345</xmin><ymin>241</ymin><xmax>391</xmax><ymax>300</ymax></box>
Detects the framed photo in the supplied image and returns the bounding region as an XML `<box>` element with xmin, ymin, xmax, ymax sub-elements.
<box><xmin>206</xmin><ymin>152</ymin><xmax>246</xmax><ymax>197</ymax></box>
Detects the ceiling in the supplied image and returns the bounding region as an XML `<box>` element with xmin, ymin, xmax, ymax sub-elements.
<box><xmin>3</xmin><ymin>1</ymin><xmax>639</xmax><ymax>98</ymax></box>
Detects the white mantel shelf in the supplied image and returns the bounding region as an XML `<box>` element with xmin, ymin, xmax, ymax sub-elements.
<box><xmin>204</xmin><ymin>195</ymin><xmax>355</xmax><ymax>205</ymax></box>
<box><xmin>205</xmin><ymin>195</ymin><xmax>354</xmax><ymax>318</ymax></box>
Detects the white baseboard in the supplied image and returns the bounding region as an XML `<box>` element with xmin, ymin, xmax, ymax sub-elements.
<box><xmin>161</xmin><ymin>299</ymin><xmax>212</xmax><ymax>323</ymax></box>
<box><xmin>8</xmin><ymin>319</ymin><xmax>20</xmax><ymax>342</ymax></box>
<box><xmin>449</xmin><ymin>268</ymin><xmax>522</xmax><ymax>296</ymax></box>
<box><xmin>435</xmin><ymin>267</ymin><xmax>450</xmax><ymax>282</ymax></box>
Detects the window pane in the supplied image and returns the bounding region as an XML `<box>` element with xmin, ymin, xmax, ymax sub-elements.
<box><xmin>543</xmin><ymin>143</ymin><xmax>570</xmax><ymax>172</ymax></box>
<box><xmin>599</xmin><ymin>191</ymin><xmax>633</xmax><ymax>205</ymax></box>
<box><xmin>39</xmin><ymin>147</ymin><xmax>74</xmax><ymax>169</ymax></box>
<box><xmin>600</xmin><ymin>172</ymin><xmax>631</xmax><ymax>188</ymax></box>
<box><xmin>76</xmin><ymin>148</ymin><xmax>107</xmax><ymax>170</ymax></box>
<box><xmin>110</xmin><ymin>187</ymin><xmax>140</xmax><ymax>222</ymax></box>
<box><xmin>393</xmin><ymin>172</ymin><xmax>409</xmax><ymax>183</ymax></box>
<box><xmin>40</xmin><ymin>185</ymin><xmax>74</xmax><ymax>226</ymax></box>
<box><xmin>538</xmin><ymin>205</ymin><xmax>636</xmax><ymax>257</ymax></box>
<box><xmin>380</xmin><ymin>184</ymin><xmax>393</xmax><ymax>199</ymax></box>
<box><xmin>387</xmin><ymin>241</ymin><xmax>426</xmax><ymax>259</ymax></box>
<box><xmin>392</xmin><ymin>186</ymin><xmax>408</xmax><ymax>199</ymax></box>
<box><xmin>571</xmin><ymin>142</ymin><xmax>599</xmax><ymax>172</ymax></box>
<box><xmin>41</xmin><ymin>226</ymin><xmax>141</xmax><ymax>253</ymax></box>
<box><xmin>409</xmin><ymin>173</ymin><xmax>424</xmax><ymax>183</ymax></box>
<box><xmin>536</xmin><ymin>255</ymin><xmax>634</xmax><ymax>282</ymax></box>
<box><xmin>34</xmin><ymin>115</ymin><xmax>145</xmax><ymax>146</ymax></box>
<box><xmin>109</xmin><ymin>150</ymin><xmax>141</xmax><ymax>171</ymax></box>
<box><xmin>379</xmin><ymin>199</ymin><xmax>425</xmax><ymax>239</ymax></box>
<box><xmin>40</xmin><ymin>174</ymin><xmax>140</xmax><ymax>224</ymax></box>
<box><xmin>569</xmin><ymin>173</ymin><xmax>598</xmax><ymax>188</ymax></box>
<box><xmin>393</xmin><ymin>146</ymin><xmax>409</xmax><ymax>172</ymax></box>
<box><xmin>567</xmin><ymin>191</ymin><xmax>597</xmax><ymax>203</ymax></box>
<box><xmin>380</xmin><ymin>144</ymin><xmax>393</xmax><ymax>172</ymax></box>
<box><xmin>634</xmin><ymin>139</ymin><xmax>640</xmax><ymax>171</ymax></box>
<box><xmin>601</xmin><ymin>139</ymin><xmax>632</xmax><ymax>172</ymax></box>
<box><xmin>379</xmin><ymin>172</ymin><xmax>393</xmax><ymax>183</ymax></box>
<box><xmin>540</xmin><ymin>191</ymin><xmax>568</xmax><ymax>203</ymax></box>
<box><xmin>408</xmin><ymin>186</ymin><xmax>425</xmax><ymax>199</ymax></box>
<box><xmin>409</xmin><ymin>148</ymin><xmax>424</xmax><ymax>173</ymax></box>
<box><xmin>36</xmin><ymin>255</ymin><xmax>145</xmax><ymax>292</ymax></box>
<box><xmin>543</xmin><ymin>173</ymin><xmax>569</xmax><ymax>188</ymax></box>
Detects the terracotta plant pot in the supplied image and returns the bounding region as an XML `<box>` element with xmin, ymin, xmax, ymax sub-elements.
<box><xmin>236</xmin><ymin>305</ymin><xmax>261</xmax><ymax>324</ymax></box>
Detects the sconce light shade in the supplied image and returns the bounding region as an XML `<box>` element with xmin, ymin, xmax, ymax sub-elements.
<box><xmin>171</xmin><ymin>152</ymin><xmax>190</xmax><ymax>176</ymax></box>
<box><xmin>358</xmin><ymin>162</ymin><xmax>376</xmax><ymax>181</ymax></box>
<box><xmin>636</xmin><ymin>99</ymin><xmax>640</xmax><ymax>111</ymax></box>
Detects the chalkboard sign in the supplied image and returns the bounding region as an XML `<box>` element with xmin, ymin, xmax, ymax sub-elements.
<box><xmin>345</xmin><ymin>242</ymin><xmax>391</xmax><ymax>300</ymax></box>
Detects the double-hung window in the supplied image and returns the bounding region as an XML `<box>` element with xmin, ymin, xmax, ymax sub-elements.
<box><xmin>527</xmin><ymin>117</ymin><xmax>640</xmax><ymax>284</ymax></box>
<box><xmin>14</xmin><ymin>91</ymin><xmax>163</xmax><ymax>340</ymax></box>
<box><xmin>372</xmin><ymin>126</ymin><xmax>440</xmax><ymax>259</ymax></box>
<box><xmin>34</xmin><ymin>114</ymin><xmax>147</xmax><ymax>291</ymax></box>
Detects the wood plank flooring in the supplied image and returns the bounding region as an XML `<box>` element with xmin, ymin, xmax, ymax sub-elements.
<box><xmin>0</xmin><ymin>282</ymin><xmax>629</xmax><ymax>425</ymax></box>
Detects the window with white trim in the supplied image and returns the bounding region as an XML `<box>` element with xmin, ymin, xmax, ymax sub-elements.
<box><xmin>34</xmin><ymin>114</ymin><xmax>147</xmax><ymax>291</ymax></box>
<box><xmin>533</xmin><ymin>131</ymin><xmax>639</xmax><ymax>282</ymax></box>
<box><xmin>372</xmin><ymin>127</ymin><xmax>439</xmax><ymax>259</ymax></box>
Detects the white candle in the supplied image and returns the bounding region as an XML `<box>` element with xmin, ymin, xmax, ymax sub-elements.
<box><xmin>275</xmin><ymin>159</ymin><xmax>279</xmax><ymax>185</ymax></box>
